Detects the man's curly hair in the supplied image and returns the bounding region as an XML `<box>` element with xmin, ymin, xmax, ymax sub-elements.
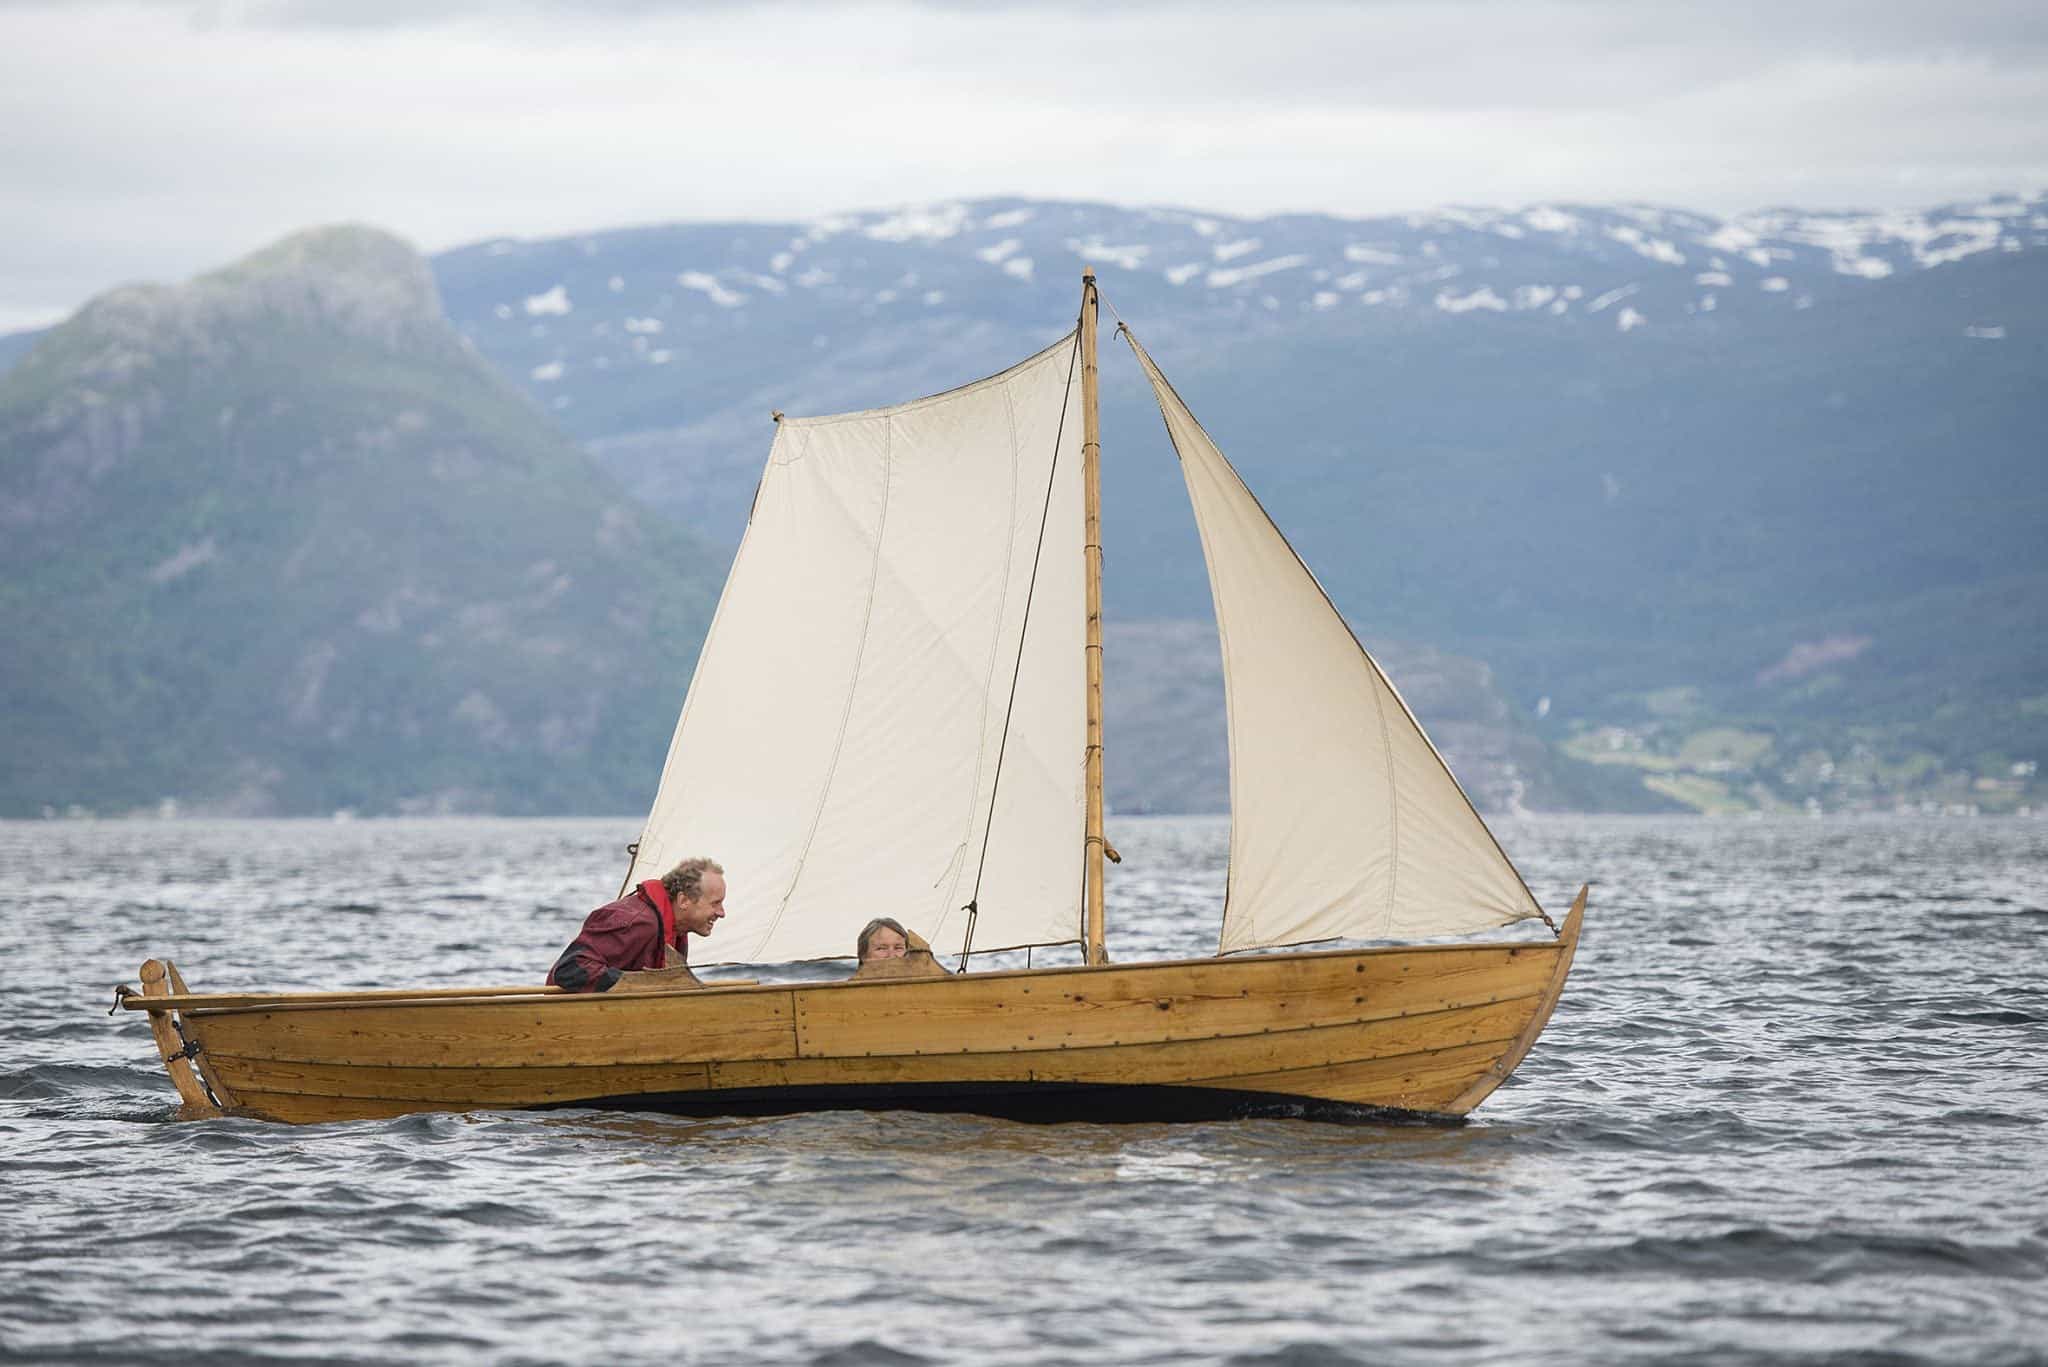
<box><xmin>661</xmin><ymin>856</ymin><xmax>724</xmax><ymax>904</ymax></box>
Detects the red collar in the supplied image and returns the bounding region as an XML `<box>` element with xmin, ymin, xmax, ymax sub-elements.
<box><xmin>640</xmin><ymin>880</ymin><xmax>678</xmax><ymax>952</ymax></box>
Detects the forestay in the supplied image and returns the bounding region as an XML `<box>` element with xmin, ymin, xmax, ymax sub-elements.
<box><xmin>628</xmin><ymin>336</ymin><xmax>1088</xmax><ymax>964</ymax></box>
<box><xmin>1121</xmin><ymin>330</ymin><xmax>1547</xmax><ymax>951</ymax></box>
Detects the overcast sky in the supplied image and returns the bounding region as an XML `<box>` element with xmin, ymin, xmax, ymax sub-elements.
<box><xmin>3</xmin><ymin>0</ymin><xmax>2045</xmax><ymax>329</ymax></box>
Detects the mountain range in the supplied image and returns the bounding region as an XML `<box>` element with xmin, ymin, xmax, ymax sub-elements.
<box><xmin>3</xmin><ymin>193</ymin><xmax>2043</xmax><ymax>816</ymax></box>
<box><xmin>424</xmin><ymin>192</ymin><xmax>2048</xmax><ymax>813</ymax></box>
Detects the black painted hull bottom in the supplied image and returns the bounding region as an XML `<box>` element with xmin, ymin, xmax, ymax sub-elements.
<box><xmin>537</xmin><ymin>1081</ymin><xmax>1464</xmax><ymax>1127</ymax></box>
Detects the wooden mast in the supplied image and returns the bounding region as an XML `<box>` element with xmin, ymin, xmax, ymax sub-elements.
<box><xmin>1081</xmin><ymin>269</ymin><xmax>1107</xmax><ymax>965</ymax></box>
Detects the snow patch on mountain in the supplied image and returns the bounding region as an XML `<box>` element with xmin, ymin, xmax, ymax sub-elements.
<box><xmin>862</xmin><ymin>202</ymin><xmax>973</xmax><ymax>243</ymax></box>
<box><xmin>1522</xmin><ymin>207</ymin><xmax>1580</xmax><ymax>234</ymax></box>
<box><xmin>523</xmin><ymin>286</ymin><xmax>570</xmax><ymax>316</ymax></box>
<box><xmin>677</xmin><ymin>272</ymin><xmax>744</xmax><ymax>307</ymax></box>
<box><xmin>1588</xmin><ymin>283</ymin><xmax>1639</xmax><ymax>313</ymax></box>
<box><xmin>1209</xmin><ymin>255</ymin><xmax>1310</xmax><ymax>288</ymax></box>
<box><xmin>1069</xmin><ymin>239</ymin><xmax>1149</xmax><ymax>271</ymax></box>
<box><xmin>1437</xmin><ymin>286</ymin><xmax>1508</xmax><ymax>313</ymax></box>
<box><xmin>1605</xmin><ymin>226</ymin><xmax>1685</xmax><ymax>266</ymax></box>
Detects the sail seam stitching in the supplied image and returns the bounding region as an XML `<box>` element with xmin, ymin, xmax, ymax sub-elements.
<box><xmin>960</xmin><ymin>330</ymin><xmax>1083</xmax><ymax>965</ymax></box>
<box><xmin>1372</xmin><ymin>663</ymin><xmax>1399</xmax><ymax>940</ymax></box>
<box><xmin>933</xmin><ymin>370</ymin><xmax>1030</xmax><ymax>943</ymax></box>
<box><xmin>761</xmin><ymin>417</ymin><xmax>896</xmax><ymax>949</ymax></box>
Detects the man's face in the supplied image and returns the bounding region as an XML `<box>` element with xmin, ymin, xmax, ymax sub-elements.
<box><xmin>677</xmin><ymin>871</ymin><xmax>727</xmax><ymax>938</ymax></box>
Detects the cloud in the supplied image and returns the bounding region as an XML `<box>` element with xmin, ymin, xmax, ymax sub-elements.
<box><xmin>1</xmin><ymin>0</ymin><xmax>2044</xmax><ymax>328</ymax></box>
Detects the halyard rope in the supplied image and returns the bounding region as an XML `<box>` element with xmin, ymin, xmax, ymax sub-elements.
<box><xmin>957</xmin><ymin>324</ymin><xmax>1084</xmax><ymax>974</ymax></box>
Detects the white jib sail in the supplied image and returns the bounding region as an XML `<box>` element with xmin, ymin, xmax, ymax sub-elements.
<box><xmin>628</xmin><ymin>335</ymin><xmax>1088</xmax><ymax>964</ymax></box>
<box><xmin>1122</xmin><ymin>331</ymin><xmax>1546</xmax><ymax>951</ymax></box>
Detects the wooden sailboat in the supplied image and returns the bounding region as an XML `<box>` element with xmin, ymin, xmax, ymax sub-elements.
<box><xmin>125</xmin><ymin>274</ymin><xmax>1586</xmax><ymax>1125</ymax></box>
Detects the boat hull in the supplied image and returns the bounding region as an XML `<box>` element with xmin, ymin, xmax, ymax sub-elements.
<box><xmin>133</xmin><ymin>893</ymin><xmax>1583</xmax><ymax>1126</ymax></box>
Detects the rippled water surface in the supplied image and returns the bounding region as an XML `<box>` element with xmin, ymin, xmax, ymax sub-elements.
<box><xmin>3</xmin><ymin>815</ymin><xmax>2045</xmax><ymax>1365</ymax></box>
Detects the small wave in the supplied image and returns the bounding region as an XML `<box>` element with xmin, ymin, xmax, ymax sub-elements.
<box><xmin>1225</xmin><ymin>1345</ymin><xmax>1373</xmax><ymax>1367</ymax></box>
<box><xmin>0</xmin><ymin>1064</ymin><xmax>152</xmax><ymax>1100</ymax></box>
<box><xmin>380</xmin><ymin>1331</ymin><xmax>501</xmax><ymax>1354</ymax></box>
<box><xmin>1493</xmin><ymin>1227</ymin><xmax>2048</xmax><ymax>1282</ymax></box>
<box><xmin>1937</xmin><ymin>1108</ymin><xmax>2041</xmax><ymax>1128</ymax></box>
<box><xmin>810</xmin><ymin>1341</ymin><xmax>935</xmax><ymax>1367</ymax></box>
<box><xmin>1931</xmin><ymin>1010</ymin><xmax>2040</xmax><ymax>1027</ymax></box>
<box><xmin>1533</xmin><ymin>1108</ymin><xmax>1780</xmax><ymax>1154</ymax></box>
<box><xmin>1640</xmin><ymin>1178</ymin><xmax>1728</xmax><ymax>1199</ymax></box>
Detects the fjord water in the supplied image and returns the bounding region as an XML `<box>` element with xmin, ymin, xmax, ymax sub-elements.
<box><xmin>3</xmin><ymin>816</ymin><xmax>2043</xmax><ymax>1365</ymax></box>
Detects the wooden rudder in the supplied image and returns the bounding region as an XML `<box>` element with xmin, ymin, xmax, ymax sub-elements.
<box><xmin>138</xmin><ymin>959</ymin><xmax>221</xmax><ymax>1119</ymax></box>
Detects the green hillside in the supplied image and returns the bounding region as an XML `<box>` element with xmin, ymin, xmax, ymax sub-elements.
<box><xmin>0</xmin><ymin>227</ymin><xmax>717</xmax><ymax>816</ymax></box>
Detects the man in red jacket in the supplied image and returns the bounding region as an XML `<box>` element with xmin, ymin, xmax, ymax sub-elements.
<box><xmin>547</xmin><ymin>856</ymin><xmax>727</xmax><ymax>993</ymax></box>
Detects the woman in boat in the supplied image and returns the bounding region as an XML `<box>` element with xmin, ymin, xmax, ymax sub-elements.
<box><xmin>857</xmin><ymin>918</ymin><xmax>911</xmax><ymax>961</ymax></box>
<box><xmin>852</xmin><ymin>917</ymin><xmax>949</xmax><ymax>978</ymax></box>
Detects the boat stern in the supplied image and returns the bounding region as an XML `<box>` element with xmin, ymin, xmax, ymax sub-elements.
<box><xmin>130</xmin><ymin>959</ymin><xmax>227</xmax><ymax>1119</ymax></box>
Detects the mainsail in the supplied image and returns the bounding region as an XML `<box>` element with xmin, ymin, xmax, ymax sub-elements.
<box><xmin>627</xmin><ymin>336</ymin><xmax>1088</xmax><ymax>964</ymax></box>
<box><xmin>1122</xmin><ymin>330</ymin><xmax>1547</xmax><ymax>952</ymax></box>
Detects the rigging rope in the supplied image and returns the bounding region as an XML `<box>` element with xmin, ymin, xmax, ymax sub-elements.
<box><xmin>956</xmin><ymin>324</ymin><xmax>1085</xmax><ymax>975</ymax></box>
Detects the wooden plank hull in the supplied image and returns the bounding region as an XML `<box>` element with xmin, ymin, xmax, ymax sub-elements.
<box><xmin>136</xmin><ymin>894</ymin><xmax>1584</xmax><ymax>1126</ymax></box>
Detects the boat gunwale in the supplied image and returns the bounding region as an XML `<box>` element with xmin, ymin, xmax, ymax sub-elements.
<box><xmin>136</xmin><ymin>933</ymin><xmax>1566</xmax><ymax>1018</ymax></box>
